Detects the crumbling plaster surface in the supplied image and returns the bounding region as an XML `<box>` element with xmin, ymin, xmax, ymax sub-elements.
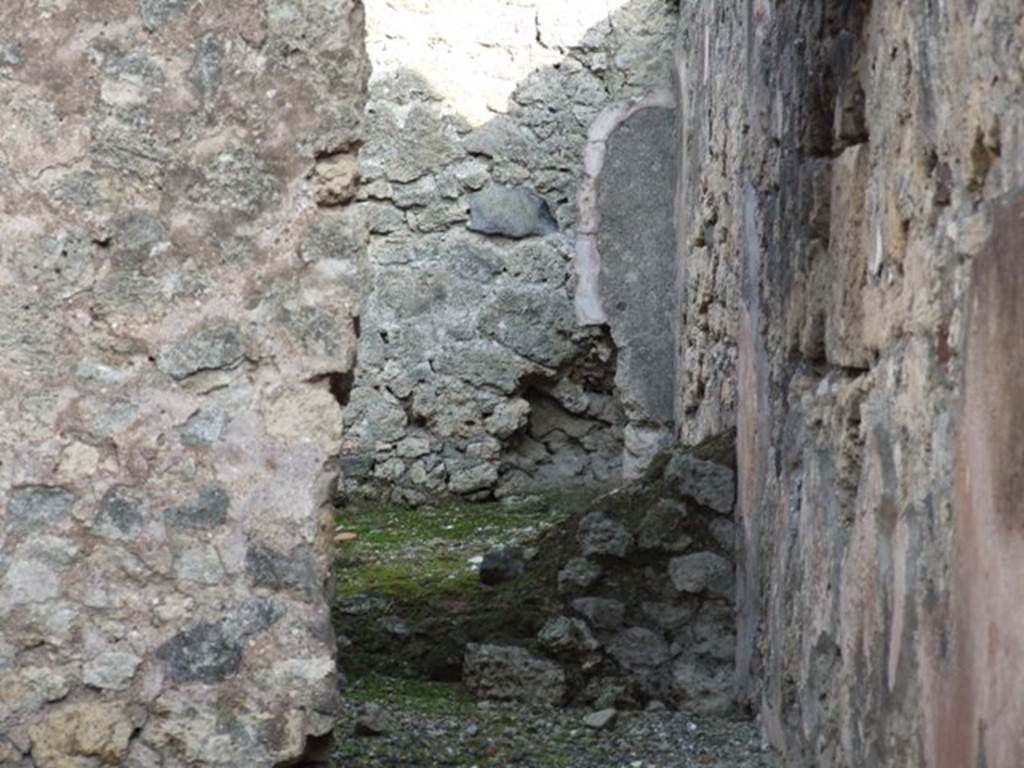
<box><xmin>340</xmin><ymin>0</ymin><xmax>681</xmax><ymax>503</ymax></box>
<box><xmin>674</xmin><ymin>0</ymin><xmax>1024</xmax><ymax>765</ymax></box>
<box><xmin>0</xmin><ymin>1</ymin><xmax>367</xmax><ymax>765</ymax></box>
<box><xmin>577</xmin><ymin>89</ymin><xmax>680</xmax><ymax>476</ymax></box>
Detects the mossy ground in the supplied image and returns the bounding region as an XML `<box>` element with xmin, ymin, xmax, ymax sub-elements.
<box><xmin>344</xmin><ymin>673</ymin><xmax>475</xmax><ymax>717</ymax></box>
<box><xmin>333</xmin><ymin>492</ymin><xmax>592</xmax><ymax>680</ymax></box>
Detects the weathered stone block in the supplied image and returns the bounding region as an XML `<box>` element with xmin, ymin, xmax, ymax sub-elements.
<box><xmin>578</xmin><ymin>512</ymin><xmax>634</xmax><ymax>558</ymax></box>
<box><xmin>7</xmin><ymin>487</ymin><xmax>77</xmax><ymax>534</ymax></box>
<box><xmin>94</xmin><ymin>487</ymin><xmax>144</xmax><ymax>538</ymax></box>
<box><xmin>606</xmin><ymin>627</ymin><xmax>669</xmax><ymax>671</ymax></box>
<box><xmin>557</xmin><ymin>557</ymin><xmax>603</xmax><ymax>593</ymax></box>
<box><xmin>139</xmin><ymin>0</ymin><xmax>193</xmax><ymax>31</ymax></box>
<box><xmin>825</xmin><ymin>143</ymin><xmax>870</xmax><ymax>369</ymax></box>
<box><xmin>246</xmin><ymin>544</ymin><xmax>317</xmax><ymax>595</ymax></box>
<box><xmin>664</xmin><ymin>454</ymin><xmax>736</xmax><ymax>514</ymax></box>
<box><xmin>156</xmin><ymin>622</ymin><xmax>243</xmax><ymax>684</ymax></box>
<box><xmin>637</xmin><ymin>499</ymin><xmax>694</xmax><ymax>552</ymax></box>
<box><xmin>593</xmin><ymin>105</ymin><xmax>677</xmax><ymax>451</ymax></box>
<box><xmin>467</xmin><ymin>186</ymin><xmax>558</xmax><ymax>239</ymax></box>
<box><xmin>537</xmin><ymin>616</ymin><xmax>601</xmax><ymax>654</ymax></box>
<box><xmin>162</xmin><ymin>487</ymin><xmax>230</xmax><ymax>530</ymax></box>
<box><xmin>156</xmin><ymin>322</ymin><xmax>247</xmax><ymax>380</ymax></box>
<box><xmin>572</xmin><ymin>597</ymin><xmax>626</xmax><ymax>630</ymax></box>
<box><xmin>82</xmin><ymin>651</ymin><xmax>143</xmax><ymax>691</ymax></box>
<box><xmin>28</xmin><ymin>702</ymin><xmax>135</xmax><ymax>768</ymax></box>
<box><xmin>668</xmin><ymin>552</ymin><xmax>733</xmax><ymax>598</ymax></box>
<box><xmin>463</xmin><ymin>644</ymin><xmax>566</xmax><ymax>707</ymax></box>
<box><xmin>178</xmin><ymin>406</ymin><xmax>227</xmax><ymax>447</ymax></box>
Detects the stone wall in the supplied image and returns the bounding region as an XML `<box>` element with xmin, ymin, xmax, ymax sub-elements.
<box><xmin>674</xmin><ymin>1</ymin><xmax>1024</xmax><ymax>765</ymax></box>
<box><xmin>464</xmin><ymin>436</ymin><xmax>740</xmax><ymax>714</ymax></box>
<box><xmin>339</xmin><ymin>0</ymin><xmax>681</xmax><ymax>504</ymax></box>
<box><xmin>0</xmin><ymin>2</ymin><xmax>367</xmax><ymax>765</ymax></box>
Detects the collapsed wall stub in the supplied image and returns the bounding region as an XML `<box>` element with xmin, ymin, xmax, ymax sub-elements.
<box><xmin>674</xmin><ymin>0</ymin><xmax>1024</xmax><ymax>765</ymax></box>
<box><xmin>0</xmin><ymin>2</ymin><xmax>367</xmax><ymax>765</ymax></box>
<box><xmin>339</xmin><ymin>0</ymin><xmax>682</xmax><ymax>503</ymax></box>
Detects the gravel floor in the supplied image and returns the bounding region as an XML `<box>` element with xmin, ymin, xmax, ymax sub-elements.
<box><xmin>332</xmin><ymin>682</ymin><xmax>775</xmax><ymax>768</ymax></box>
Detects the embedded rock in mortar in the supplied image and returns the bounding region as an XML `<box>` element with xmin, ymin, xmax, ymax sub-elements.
<box><xmin>664</xmin><ymin>455</ymin><xmax>736</xmax><ymax>514</ymax></box>
<box><xmin>579</xmin><ymin>511</ymin><xmax>634</xmax><ymax>558</ymax></box>
<box><xmin>538</xmin><ymin>616</ymin><xmax>602</xmax><ymax>654</ymax></box>
<box><xmin>668</xmin><ymin>552</ymin><xmax>734</xmax><ymax>599</ymax></box>
<box><xmin>28</xmin><ymin>702</ymin><xmax>136</xmax><ymax>768</ymax></box>
<box><xmin>606</xmin><ymin>627</ymin><xmax>670</xmax><ymax>672</ymax></box>
<box><xmin>572</xmin><ymin>597</ymin><xmax>625</xmax><ymax>630</ymax></box>
<box><xmin>467</xmin><ymin>186</ymin><xmax>558</xmax><ymax>239</ymax></box>
<box><xmin>558</xmin><ymin>557</ymin><xmax>604</xmax><ymax>593</ymax></box>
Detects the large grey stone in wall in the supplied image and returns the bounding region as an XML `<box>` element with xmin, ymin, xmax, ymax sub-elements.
<box><xmin>668</xmin><ymin>552</ymin><xmax>733</xmax><ymax>599</ymax></box>
<box><xmin>606</xmin><ymin>627</ymin><xmax>669</xmax><ymax>671</ymax></box>
<box><xmin>155</xmin><ymin>622</ymin><xmax>243</xmax><ymax>684</ymax></box>
<box><xmin>139</xmin><ymin>0</ymin><xmax>192</xmax><ymax>31</ymax></box>
<box><xmin>595</xmin><ymin>106</ymin><xmax>677</xmax><ymax>426</ymax></box>
<box><xmin>579</xmin><ymin>511</ymin><xmax>634</xmax><ymax>558</ymax></box>
<box><xmin>156</xmin><ymin>321</ymin><xmax>247</xmax><ymax>380</ymax></box>
<box><xmin>478</xmin><ymin>287</ymin><xmax>576</xmax><ymax>367</ymax></box>
<box><xmin>7</xmin><ymin>486</ymin><xmax>77</xmax><ymax>533</ymax></box>
<box><xmin>467</xmin><ymin>186</ymin><xmax>558</xmax><ymax>239</ymax></box>
<box><xmin>664</xmin><ymin>454</ymin><xmax>736</xmax><ymax>514</ymax></box>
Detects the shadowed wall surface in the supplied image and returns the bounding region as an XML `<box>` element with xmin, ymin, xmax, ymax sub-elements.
<box><xmin>673</xmin><ymin>1</ymin><xmax>1024</xmax><ymax>765</ymax></box>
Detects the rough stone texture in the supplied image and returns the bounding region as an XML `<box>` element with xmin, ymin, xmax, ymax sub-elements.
<box><xmin>582</xmin><ymin>707</ymin><xmax>618</xmax><ymax>731</ymax></box>
<box><xmin>463</xmin><ymin>643</ymin><xmax>567</xmax><ymax>708</ymax></box>
<box><xmin>668</xmin><ymin>552</ymin><xmax>734</xmax><ymax>599</ymax></box>
<box><xmin>578</xmin><ymin>511</ymin><xmax>634</xmax><ymax>558</ymax></box>
<box><xmin>341</xmin><ymin>0</ymin><xmax>679</xmax><ymax>504</ymax></box>
<box><xmin>526</xmin><ymin>438</ymin><xmax>739</xmax><ymax>714</ymax></box>
<box><xmin>537</xmin><ymin>616</ymin><xmax>601</xmax><ymax>655</ymax></box>
<box><xmin>0</xmin><ymin>1</ymin><xmax>368</xmax><ymax>765</ymax></box>
<box><xmin>467</xmin><ymin>186</ymin><xmax>558</xmax><ymax>239</ymax></box>
<box><xmin>557</xmin><ymin>557</ymin><xmax>603</xmax><ymax>594</ymax></box>
<box><xmin>674</xmin><ymin>1</ymin><xmax>1024</xmax><ymax>765</ymax></box>
<box><xmin>664</xmin><ymin>454</ymin><xmax>736</xmax><ymax>515</ymax></box>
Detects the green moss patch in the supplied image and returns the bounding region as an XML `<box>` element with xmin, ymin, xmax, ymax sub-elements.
<box><xmin>344</xmin><ymin>673</ymin><xmax>474</xmax><ymax>717</ymax></box>
<box><xmin>333</xmin><ymin>492</ymin><xmax>593</xmax><ymax>680</ymax></box>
